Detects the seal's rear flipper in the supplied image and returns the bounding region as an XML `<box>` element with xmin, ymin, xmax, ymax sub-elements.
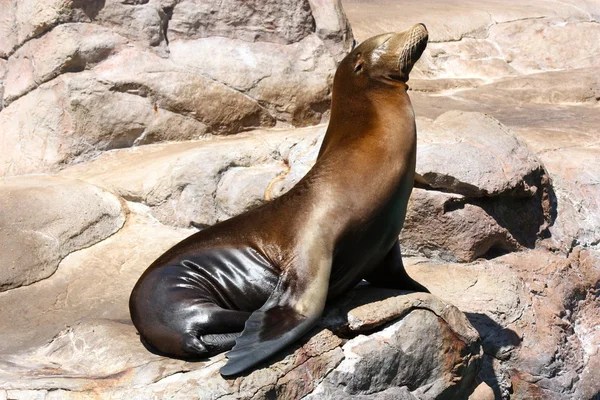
<box><xmin>220</xmin><ymin>249</ymin><xmax>332</xmax><ymax>377</ymax></box>
<box><xmin>219</xmin><ymin>305</ymin><xmax>316</xmax><ymax>376</ymax></box>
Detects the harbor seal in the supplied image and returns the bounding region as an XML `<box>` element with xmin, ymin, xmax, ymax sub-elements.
<box><xmin>129</xmin><ymin>23</ymin><xmax>429</xmax><ymax>377</ymax></box>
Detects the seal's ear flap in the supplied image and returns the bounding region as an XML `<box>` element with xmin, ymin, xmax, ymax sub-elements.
<box><xmin>220</xmin><ymin>250</ymin><xmax>332</xmax><ymax>377</ymax></box>
<box><xmin>354</xmin><ymin>53</ymin><xmax>364</xmax><ymax>74</ymax></box>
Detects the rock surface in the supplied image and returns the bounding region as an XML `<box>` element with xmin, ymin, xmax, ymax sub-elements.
<box><xmin>0</xmin><ymin>206</ymin><xmax>482</xmax><ymax>399</ymax></box>
<box><xmin>0</xmin><ymin>0</ymin><xmax>353</xmax><ymax>176</ymax></box>
<box><xmin>0</xmin><ymin>175</ymin><xmax>125</xmax><ymax>292</ymax></box>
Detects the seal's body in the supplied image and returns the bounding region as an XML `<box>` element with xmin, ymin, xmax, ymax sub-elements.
<box><xmin>130</xmin><ymin>24</ymin><xmax>429</xmax><ymax>377</ymax></box>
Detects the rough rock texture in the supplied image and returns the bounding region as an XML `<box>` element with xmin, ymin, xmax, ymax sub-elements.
<box><xmin>0</xmin><ymin>175</ymin><xmax>125</xmax><ymax>292</ymax></box>
<box><xmin>0</xmin><ymin>0</ymin><xmax>353</xmax><ymax>176</ymax></box>
<box><xmin>0</xmin><ymin>206</ymin><xmax>482</xmax><ymax>399</ymax></box>
<box><xmin>59</xmin><ymin>125</ymin><xmax>325</xmax><ymax>227</ymax></box>
<box><xmin>407</xmin><ymin>247</ymin><xmax>600</xmax><ymax>399</ymax></box>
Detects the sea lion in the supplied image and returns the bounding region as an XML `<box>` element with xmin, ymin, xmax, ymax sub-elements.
<box><xmin>129</xmin><ymin>23</ymin><xmax>429</xmax><ymax>377</ymax></box>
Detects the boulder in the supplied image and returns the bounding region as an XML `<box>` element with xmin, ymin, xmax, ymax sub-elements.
<box><xmin>402</xmin><ymin>189</ymin><xmax>519</xmax><ymax>262</ymax></box>
<box><xmin>0</xmin><ymin>175</ymin><xmax>125</xmax><ymax>292</ymax></box>
<box><xmin>0</xmin><ymin>0</ymin><xmax>353</xmax><ymax>176</ymax></box>
<box><xmin>309</xmin><ymin>291</ymin><xmax>482</xmax><ymax>399</ymax></box>
<box><xmin>167</xmin><ymin>0</ymin><xmax>315</xmax><ymax>44</ymax></box>
<box><xmin>416</xmin><ymin>111</ymin><xmax>544</xmax><ymax>197</ymax></box>
<box><xmin>60</xmin><ymin>125</ymin><xmax>325</xmax><ymax>227</ymax></box>
<box><xmin>402</xmin><ymin>111</ymin><xmax>553</xmax><ymax>262</ymax></box>
<box><xmin>406</xmin><ymin>247</ymin><xmax>600</xmax><ymax>399</ymax></box>
<box><xmin>3</xmin><ymin>23</ymin><xmax>125</xmax><ymax>104</ymax></box>
<box><xmin>0</xmin><ymin>208</ymin><xmax>483</xmax><ymax>400</ymax></box>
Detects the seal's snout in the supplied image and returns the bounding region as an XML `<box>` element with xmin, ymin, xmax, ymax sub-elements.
<box><xmin>400</xmin><ymin>23</ymin><xmax>428</xmax><ymax>72</ymax></box>
<box><xmin>410</xmin><ymin>23</ymin><xmax>429</xmax><ymax>48</ymax></box>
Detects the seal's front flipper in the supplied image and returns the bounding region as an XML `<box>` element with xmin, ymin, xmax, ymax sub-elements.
<box><xmin>365</xmin><ymin>240</ymin><xmax>429</xmax><ymax>293</ymax></box>
<box><xmin>220</xmin><ymin>251</ymin><xmax>332</xmax><ymax>377</ymax></box>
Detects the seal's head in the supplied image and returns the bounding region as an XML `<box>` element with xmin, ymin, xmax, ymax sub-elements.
<box><xmin>339</xmin><ymin>24</ymin><xmax>428</xmax><ymax>87</ymax></box>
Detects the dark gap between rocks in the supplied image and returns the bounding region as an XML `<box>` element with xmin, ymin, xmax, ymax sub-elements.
<box><xmin>160</xmin><ymin>6</ymin><xmax>174</xmax><ymax>47</ymax></box>
<box><xmin>417</xmin><ymin>167</ymin><xmax>557</xmax><ymax>252</ymax></box>
<box><xmin>73</xmin><ymin>0</ymin><xmax>106</xmax><ymax>21</ymax></box>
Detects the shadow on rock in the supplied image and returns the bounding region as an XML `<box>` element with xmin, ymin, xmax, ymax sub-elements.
<box><xmin>466</xmin><ymin>312</ymin><xmax>522</xmax><ymax>398</ymax></box>
<box><xmin>476</xmin><ymin>169</ymin><xmax>558</xmax><ymax>254</ymax></box>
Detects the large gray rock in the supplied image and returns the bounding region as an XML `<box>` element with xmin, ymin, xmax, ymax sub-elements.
<box><xmin>416</xmin><ymin>111</ymin><xmax>544</xmax><ymax>197</ymax></box>
<box><xmin>60</xmin><ymin>125</ymin><xmax>325</xmax><ymax>227</ymax></box>
<box><xmin>310</xmin><ymin>294</ymin><xmax>481</xmax><ymax>399</ymax></box>
<box><xmin>0</xmin><ymin>203</ymin><xmax>482</xmax><ymax>398</ymax></box>
<box><xmin>402</xmin><ymin>111</ymin><xmax>553</xmax><ymax>262</ymax></box>
<box><xmin>0</xmin><ymin>175</ymin><xmax>125</xmax><ymax>292</ymax></box>
<box><xmin>0</xmin><ymin>0</ymin><xmax>353</xmax><ymax>176</ymax></box>
<box><xmin>406</xmin><ymin>247</ymin><xmax>600</xmax><ymax>399</ymax></box>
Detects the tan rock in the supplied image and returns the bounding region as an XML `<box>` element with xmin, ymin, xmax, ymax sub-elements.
<box><xmin>168</xmin><ymin>34</ymin><xmax>336</xmax><ymax>125</ymax></box>
<box><xmin>0</xmin><ymin>207</ymin><xmax>481</xmax><ymax>398</ymax></box>
<box><xmin>0</xmin><ymin>73</ymin><xmax>212</xmax><ymax>176</ymax></box>
<box><xmin>461</xmin><ymin>68</ymin><xmax>600</xmax><ymax>105</ymax></box>
<box><xmin>308</xmin><ymin>0</ymin><xmax>354</xmax><ymax>63</ymax></box>
<box><xmin>402</xmin><ymin>189</ymin><xmax>519</xmax><ymax>262</ymax></box>
<box><xmin>0</xmin><ymin>175</ymin><xmax>125</xmax><ymax>292</ymax></box>
<box><xmin>60</xmin><ymin>125</ymin><xmax>325</xmax><ymax>227</ymax></box>
<box><xmin>469</xmin><ymin>382</ymin><xmax>495</xmax><ymax>400</ymax></box>
<box><xmin>3</xmin><ymin>23</ymin><xmax>125</xmax><ymax>104</ymax></box>
<box><xmin>0</xmin><ymin>205</ymin><xmax>190</xmax><ymax>356</ymax></box>
<box><xmin>0</xmin><ymin>0</ymin><xmax>351</xmax><ymax>176</ymax></box>
<box><xmin>93</xmin><ymin>0</ymin><xmax>167</xmax><ymax>49</ymax></box>
<box><xmin>490</xmin><ymin>19</ymin><xmax>600</xmax><ymax>74</ymax></box>
<box><xmin>417</xmin><ymin>111</ymin><xmax>544</xmax><ymax>197</ymax></box>
<box><xmin>167</xmin><ymin>0</ymin><xmax>315</xmax><ymax>44</ymax></box>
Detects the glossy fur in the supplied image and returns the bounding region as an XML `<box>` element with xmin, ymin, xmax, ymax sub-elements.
<box><xmin>129</xmin><ymin>24</ymin><xmax>429</xmax><ymax>377</ymax></box>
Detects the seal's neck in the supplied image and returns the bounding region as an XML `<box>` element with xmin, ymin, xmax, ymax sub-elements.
<box><xmin>320</xmin><ymin>79</ymin><xmax>415</xmax><ymax>159</ymax></box>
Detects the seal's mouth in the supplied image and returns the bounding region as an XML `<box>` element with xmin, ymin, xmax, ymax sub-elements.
<box><xmin>395</xmin><ymin>23</ymin><xmax>428</xmax><ymax>80</ymax></box>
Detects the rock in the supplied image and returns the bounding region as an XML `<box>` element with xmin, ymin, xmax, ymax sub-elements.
<box><xmin>60</xmin><ymin>125</ymin><xmax>326</xmax><ymax>227</ymax></box>
<box><xmin>308</xmin><ymin>0</ymin><xmax>354</xmax><ymax>63</ymax></box>
<box><xmin>489</xmin><ymin>18</ymin><xmax>600</xmax><ymax>74</ymax></box>
<box><xmin>0</xmin><ymin>58</ymin><xmax>6</xmax><ymax>110</ymax></box>
<box><xmin>0</xmin><ymin>0</ymin><xmax>352</xmax><ymax>176</ymax></box>
<box><xmin>459</xmin><ymin>68</ymin><xmax>600</xmax><ymax>105</ymax></box>
<box><xmin>0</xmin><ymin>175</ymin><xmax>125</xmax><ymax>292</ymax></box>
<box><xmin>215</xmin><ymin>164</ymin><xmax>287</xmax><ymax>220</ymax></box>
<box><xmin>92</xmin><ymin>0</ymin><xmax>168</xmax><ymax>50</ymax></box>
<box><xmin>402</xmin><ymin>189</ymin><xmax>520</xmax><ymax>262</ymax></box>
<box><xmin>3</xmin><ymin>23</ymin><xmax>125</xmax><ymax>104</ymax></box>
<box><xmin>167</xmin><ymin>0</ymin><xmax>315</xmax><ymax>44</ymax></box>
<box><xmin>416</xmin><ymin>111</ymin><xmax>544</xmax><ymax>197</ymax></box>
<box><xmin>0</xmin><ymin>202</ymin><xmax>482</xmax><ymax>398</ymax></box>
<box><xmin>342</xmin><ymin>0</ymin><xmax>494</xmax><ymax>43</ymax></box>
<box><xmin>401</xmin><ymin>111</ymin><xmax>554</xmax><ymax>262</ymax></box>
<box><xmin>0</xmin><ymin>72</ymin><xmax>214</xmax><ymax>176</ymax></box>
<box><xmin>512</xmin><ymin>125</ymin><xmax>600</xmax><ymax>253</ymax></box>
<box><xmin>310</xmin><ymin>290</ymin><xmax>482</xmax><ymax>399</ymax></box>
<box><xmin>168</xmin><ymin>33</ymin><xmax>337</xmax><ymax>126</ymax></box>
<box><xmin>0</xmin><ymin>257</ymin><xmax>482</xmax><ymax>399</ymax></box>
<box><xmin>469</xmin><ymin>382</ymin><xmax>495</xmax><ymax>400</ymax></box>
<box><xmin>404</xmin><ymin>247</ymin><xmax>600</xmax><ymax>399</ymax></box>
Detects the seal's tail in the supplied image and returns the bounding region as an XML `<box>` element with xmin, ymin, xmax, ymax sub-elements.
<box><xmin>180</xmin><ymin>332</ymin><xmax>241</xmax><ymax>356</ymax></box>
